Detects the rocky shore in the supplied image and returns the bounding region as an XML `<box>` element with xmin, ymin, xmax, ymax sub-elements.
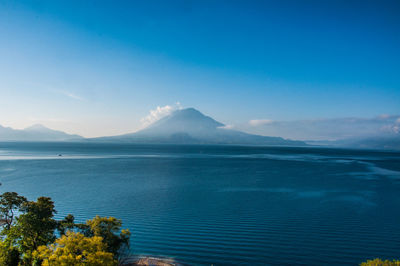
<box><xmin>124</xmin><ymin>256</ymin><xmax>183</xmax><ymax>266</ymax></box>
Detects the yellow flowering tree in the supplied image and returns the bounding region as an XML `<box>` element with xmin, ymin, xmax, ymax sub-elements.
<box><xmin>361</xmin><ymin>258</ymin><xmax>400</xmax><ymax>266</ymax></box>
<box><xmin>34</xmin><ymin>231</ymin><xmax>117</xmax><ymax>266</ymax></box>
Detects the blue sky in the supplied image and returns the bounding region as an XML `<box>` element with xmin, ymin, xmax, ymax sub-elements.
<box><xmin>0</xmin><ymin>0</ymin><xmax>399</xmax><ymax>138</ymax></box>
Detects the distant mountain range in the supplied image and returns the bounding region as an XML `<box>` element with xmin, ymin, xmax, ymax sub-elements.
<box><xmin>92</xmin><ymin>108</ymin><xmax>306</xmax><ymax>146</ymax></box>
<box><xmin>1</xmin><ymin>108</ymin><xmax>399</xmax><ymax>150</ymax></box>
<box><xmin>0</xmin><ymin>124</ymin><xmax>83</xmax><ymax>141</ymax></box>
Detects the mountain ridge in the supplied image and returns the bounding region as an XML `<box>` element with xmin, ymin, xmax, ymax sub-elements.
<box><xmin>0</xmin><ymin>124</ymin><xmax>83</xmax><ymax>141</ymax></box>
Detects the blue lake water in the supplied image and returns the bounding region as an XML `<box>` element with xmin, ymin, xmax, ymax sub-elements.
<box><xmin>0</xmin><ymin>142</ymin><xmax>399</xmax><ymax>265</ymax></box>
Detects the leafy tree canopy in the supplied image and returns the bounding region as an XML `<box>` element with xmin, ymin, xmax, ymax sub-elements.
<box><xmin>86</xmin><ymin>216</ymin><xmax>131</xmax><ymax>260</ymax></box>
<box><xmin>7</xmin><ymin>197</ymin><xmax>57</xmax><ymax>263</ymax></box>
<box><xmin>0</xmin><ymin>192</ymin><xmax>27</xmax><ymax>230</ymax></box>
<box><xmin>57</xmin><ymin>214</ymin><xmax>77</xmax><ymax>236</ymax></box>
<box><xmin>34</xmin><ymin>231</ymin><xmax>117</xmax><ymax>266</ymax></box>
<box><xmin>0</xmin><ymin>193</ymin><xmax>131</xmax><ymax>265</ymax></box>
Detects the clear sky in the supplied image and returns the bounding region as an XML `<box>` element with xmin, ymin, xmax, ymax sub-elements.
<box><xmin>0</xmin><ymin>0</ymin><xmax>399</xmax><ymax>138</ymax></box>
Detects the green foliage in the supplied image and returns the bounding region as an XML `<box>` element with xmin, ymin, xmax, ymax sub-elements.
<box><xmin>17</xmin><ymin>197</ymin><xmax>57</xmax><ymax>249</ymax></box>
<box><xmin>86</xmin><ymin>216</ymin><xmax>131</xmax><ymax>261</ymax></box>
<box><xmin>0</xmin><ymin>192</ymin><xmax>27</xmax><ymax>230</ymax></box>
<box><xmin>0</xmin><ymin>240</ymin><xmax>20</xmax><ymax>266</ymax></box>
<box><xmin>0</xmin><ymin>192</ymin><xmax>131</xmax><ymax>265</ymax></box>
<box><xmin>33</xmin><ymin>231</ymin><xmax>117</xmax><ymax>266</ymax></box>
<box><xmin>7</xmin><ymin>197</ymin><xmax>57</xmax><ymax>264</ymax></box>
<box><xmin>57</xmin><ymin>214</ymin><xmax>77</xmax><ymax>236</ymax></box>
<box><xmin>361</xmin><ymin>258</ymin><xmax>400</xmax><ymax>266</ymax></box>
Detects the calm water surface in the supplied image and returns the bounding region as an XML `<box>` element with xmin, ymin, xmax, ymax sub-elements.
<box><xmin>0</xmin><ymin>142</ymin><xmax>399</xmax><ymax>265</ymax></box>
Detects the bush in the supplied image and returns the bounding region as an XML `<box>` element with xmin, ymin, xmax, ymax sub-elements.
<box><xmin>361</xmin><ymin>258</ymin><xmax>400</xmax><ymax>266</ymax></box>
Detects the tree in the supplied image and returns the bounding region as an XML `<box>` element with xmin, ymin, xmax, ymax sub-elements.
<box><xmin>361</xmin><ymin>258</ymin><xmax>400</xmax><ymax>266</ymax></box>
<box><xmin>86</xmin><ymin>216</ymin><xmax>131</xmax><ymax>261</ymax></box>
<box><xmin>33</xmin><ymin>231</ymin><xmax>117</xmax><ymax>266</ymax></box>
<box><xmin>8</xmin><ymin>197</ymin><xmax>57</xmax><ymax>264</ymax></box>
<box><xmin>57</xmin><ymin>214</ymin><xmax>78</xmax><ymax>236</ymax></box>
<box><xmin>0</xmin><ymin>192</ymin><xmax>27</xmax><ymax>230</ymax></box>
<box><xmin>0</xmin><ymin>192</ymin><xmax>27</xmax><ymax>265</ymax></box>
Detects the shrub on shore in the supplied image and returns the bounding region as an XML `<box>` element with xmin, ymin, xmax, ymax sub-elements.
<box><xmin>361</xmin><ymin>259</ymin><xmax>400</xmax><ymax>266</ymax></box>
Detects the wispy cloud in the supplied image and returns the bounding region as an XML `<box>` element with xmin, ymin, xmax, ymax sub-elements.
<box><xmin>58</xmin><ymin>90</ymin><xmax>84</xmax><ymax>101</ymax></box>
<box><xmin>140</xmin><ymin>102</ymin><xmax>182</xmax><ymax>128</ymax></box>
<box><xmin>242</xmin><ymin>115</ymin><xmax>400</xmax><ymax>140</ymax></box>
<box><xmin>218</xmin><ymin>124</ymin><xmax>235</xmax><ymax>130</ymax></box>
<box><xmin>249</xmin><ymin>119</ymin><xmax>274</xmax><ymax>127</ymax></box>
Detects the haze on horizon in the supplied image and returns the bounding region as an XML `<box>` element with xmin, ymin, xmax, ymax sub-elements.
<box><xmin>1</xmin><ymin>0</ymin><xmax>399</xmax><ymax>140</ymax></box>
